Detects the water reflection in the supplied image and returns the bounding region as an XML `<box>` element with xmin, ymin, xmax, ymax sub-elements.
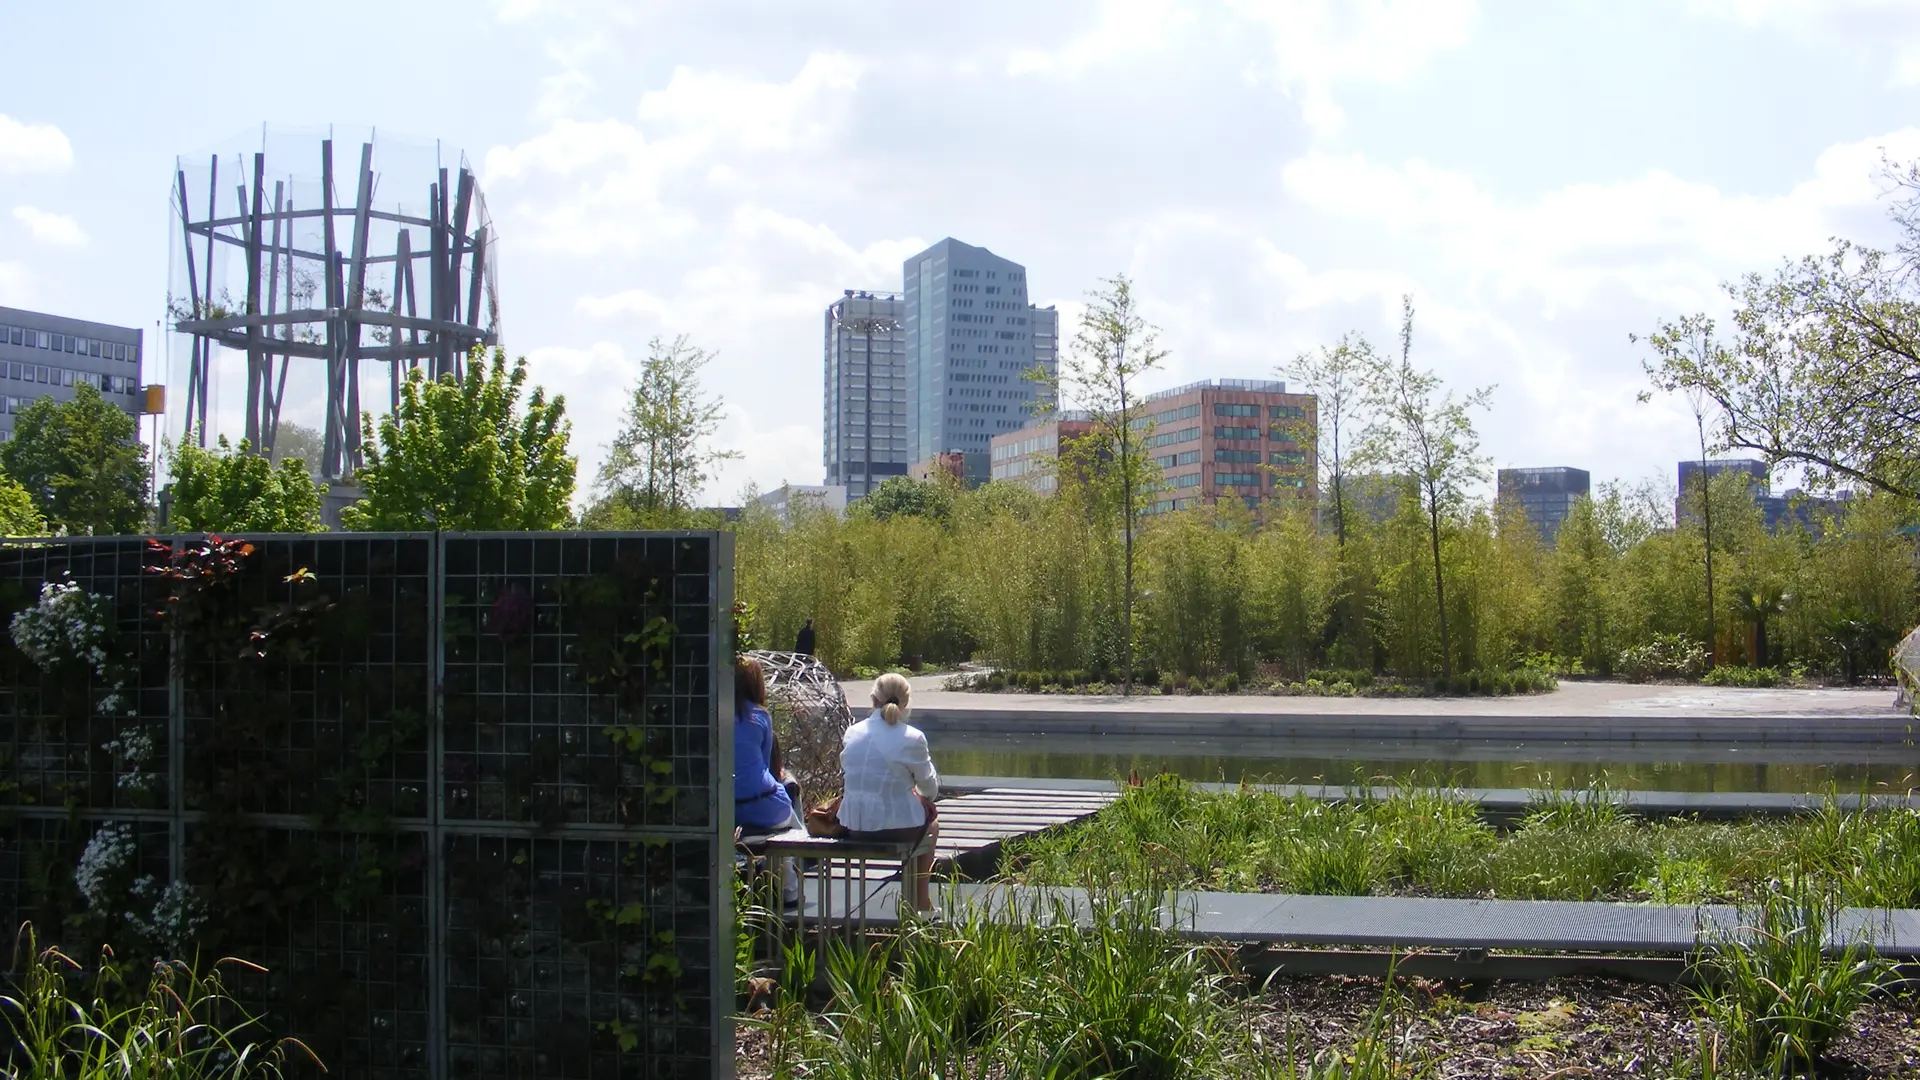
<box><xmin>934</xmin><ymin>733</ymin><xmax>1920</xmax><ymax>793</ymax></box>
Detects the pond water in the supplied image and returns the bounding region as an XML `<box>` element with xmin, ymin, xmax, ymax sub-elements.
<box><xmin>931</xmin><ymin>733</ymin><xmax>1920</xmax><ymax>793</ymax></box>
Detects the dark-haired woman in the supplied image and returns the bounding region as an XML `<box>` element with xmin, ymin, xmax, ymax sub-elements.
<box><xmin>734</xmin><ymin>657</ymin><xmax>800</xmax><ymax>835</ymax></box>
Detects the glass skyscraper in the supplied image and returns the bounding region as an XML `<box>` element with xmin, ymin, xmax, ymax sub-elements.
<box><xmin>902</xmin><ymin>238</ymin><xmax>1057</xmax><ymax>463</ymax></box>
<box><xmin>822</xmin><ymin>290</ymin><xmax>908</xmax><ymax>498</ymax></box>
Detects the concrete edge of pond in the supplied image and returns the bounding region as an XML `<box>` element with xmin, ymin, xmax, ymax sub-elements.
<box><xmin>798</xmin><ymin>879</ymin><xmax>1920</xmax><ymax>960</ymax></box>
<box><xmin>913</xmin><ymin>707</ymin><xmax>1916</xmax><ymax>744</ymax></box>
<box><xmin>940</xmin><ymin>775</ymin><xmax>1920</xmax><ymax>817</ymax></box>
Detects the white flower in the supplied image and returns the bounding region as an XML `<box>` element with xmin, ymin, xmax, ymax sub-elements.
<box><xmin>74</xmin><ymin>822</ymin><xmax>135</xmax><ymax>907</ymax></box>
<box><xmin>128</xmin><ymin>876</ymin><xmax>207</xmax><ymax>954</ymax></box>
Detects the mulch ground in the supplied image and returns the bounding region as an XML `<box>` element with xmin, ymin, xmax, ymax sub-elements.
<box><xmin>734</xmin><ymin>976</ymin><xmax>1920</xmax><ymax>1078</ymax></box>
<box><xmin>1250</xmin><ymin>976</ymin><xmax>1920</xmax><ymax>1078</ymax></box>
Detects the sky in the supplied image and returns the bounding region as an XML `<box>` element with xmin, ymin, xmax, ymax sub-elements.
<box><xmin>3</xmin><ymin>0</ymin><xmax>1920</xmax><ymax>506</ymax></box>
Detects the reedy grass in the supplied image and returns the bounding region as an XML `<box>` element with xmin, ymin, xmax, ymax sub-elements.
<box><xmin>1687</xmin><ymin>881</ymin><xmax>1894</xmax><ymax>1075</ymax></box>
<box><xmin>1002</xmin><ymin>775</ymin><xmax>1920</xmax><ymax>907</ymax></box>
<box><xmin>1</xmin><ymin>923</ymin><xmax>320</xmax><ymax>1078</ymax></box>
<box><xmin>747</xmin><ymin>888</ymin><xmax>1447</xmax><ymax>1079</ymax></box>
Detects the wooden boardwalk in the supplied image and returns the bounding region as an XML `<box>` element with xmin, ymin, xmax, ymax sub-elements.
<box><xmin>750</xmin><ymin>786</ymin><xmax>1115</xmax><ymax>919</ymax></box>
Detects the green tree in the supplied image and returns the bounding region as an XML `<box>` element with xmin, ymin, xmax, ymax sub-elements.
<box><xmin>1357</xmin><ymin>297</ymin><xmax>1493</xmax><ymax>679</ymax></box>
<box><xmin>166</xmin><ymin>436</ymin><xmax>326</xmax><ymax>533</ymax></box>
<box><xmin>1641</xmin><ymin>160</ymin><xmax>1920</xmax><ymax>503</ymax></box>
<box><xmin>1282</xmin><ymin>334</ymin><xmax>1370</xmax><ymax>546</ymax></box>
<box><xmin>0</xmin><ymin>468</ymin><xmax>46</xmax><ymax>536</ymax></box>
<box><xmin>857</xmin><ymin>475</ymin><xmax>956</xmax><ymax>523</ymax></box>
<box><xmin>0</xmin><ymin>383</ymin><xmax>148</xmax><ymax>535</ymax></box>
<box><xmin>342</xmin><ymin>348</ymin><xmax>574</xmax><ymax>531</ymax></box>
<box><xmin>1032</xmin><ymin>274</ymin><xmax>1167</xmax><ymax>693</ymax></box>
<box><xmin>1639</xmin><ymin>314</ymin><xmax>1733</xmax><ymax>668</ymax></box>
<box><xmin>267</xmin><ymin>421</ymin><xmax>324</xmax><ymax>478</ymax></box>
<box><xmin>588</xmin><ymin>335</ymin><xmax>738</xmax><ymax>528</ymax></box>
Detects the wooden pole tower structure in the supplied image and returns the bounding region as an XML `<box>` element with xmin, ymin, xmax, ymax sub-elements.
<box><xmin>169</xmin><ymin>132</ymin><xmax>498</xmax><ymax>481</ymax></box>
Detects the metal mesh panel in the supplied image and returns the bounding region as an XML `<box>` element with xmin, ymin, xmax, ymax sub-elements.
<box><xmin>0</xmin><ymin>538</ymin><xmax>170</xmax><ymax>812</ymax></box>
<box><xmin>0</xmin><ymin>532</ymin><xmax>731</xmax><ymax>1080</ymax></box>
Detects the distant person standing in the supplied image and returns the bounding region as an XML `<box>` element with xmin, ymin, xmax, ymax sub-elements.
<box><xmin>794</xmin><ymin>618</ymin><xmax>815</xmax><ymax>656</ymax></box>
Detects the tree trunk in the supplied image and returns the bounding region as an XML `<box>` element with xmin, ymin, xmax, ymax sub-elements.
<box><xmin>1430</xmin><ymin>496</ymin><xmax>1451</xmax><ymax>679</ymax></box>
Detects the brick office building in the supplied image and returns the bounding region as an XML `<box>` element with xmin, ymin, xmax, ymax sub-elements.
<box><xmin>989</xmin><ymin>379</ymin><xmax>1318</xmax><ymax>512</ymax></box>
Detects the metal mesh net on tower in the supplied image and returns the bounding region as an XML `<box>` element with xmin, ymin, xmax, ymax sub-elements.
<box><xmin>744</xmin><ymin>649</ymin><xmax>854</xmax><ymax>800</ymax></box>
<box><xmin>167</xmin><ymin>128</ymin><xmax>500</xmax><ymax>481</ymax></box>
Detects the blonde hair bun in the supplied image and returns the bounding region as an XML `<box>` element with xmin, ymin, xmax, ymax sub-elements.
<box><xmin>872</xmin><ymin>672</ymin><xmax>912</xmax><ymax>725</ymax></box>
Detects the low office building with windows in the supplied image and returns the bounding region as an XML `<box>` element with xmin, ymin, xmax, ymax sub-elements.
<box><xmin>754</xmin><ymin>483</ymin><xmax>848</xmax><ymax>523</ymax></box>
<box><xmin>0</xmin><ymin>307</ymin><xmax>144</xmax><ymax>440</ymax></box>
<box><xmin>1677</xmin><ymin>458</ymin><xmax>1849</xmax><ymax>534</ymax></box>
<box><xmin>1136</xmin><ymin>379</ymin><xmax>1317</xmax><ymax>514</ymax></box>
<box><xmin>1498</xmin><ymin>466</ymin><xmax>1591</xmax><ymax>543</ymax></box>
<box><xmin>987</xmin><ymin>411</ymin><xmax>1094</xmax><ymax>493</ymax></box>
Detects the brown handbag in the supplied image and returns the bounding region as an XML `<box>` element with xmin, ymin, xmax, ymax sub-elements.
<box><xmin>804</xmin><ymin>795</ymin><xmax>848</xmax><ymax>838</ymax></box>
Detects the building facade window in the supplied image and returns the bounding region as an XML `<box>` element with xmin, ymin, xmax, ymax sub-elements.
<box><xmin>1213</xmin><ymin>425</ymin><xmax>1260</xmax><ymax>440</ymax></box>
<box><xmin>1145</xmin><ymin>426</ymin><xmax>1199</xmax><ymax>449</ymax></box>
<box><xmin>1215</xmin><ymin>448</ymin><xmax>1261</xmax><ymax>464</ymax></box>
<box><xmin>1214</xmin><ymin>472</ymin><xmax>1263</xmax><ymax>488</ymax></box>
<box><xmin>1213</xmin><ymin>402</ymin><xmax>1260</xmax><ymax>417</ymax></box>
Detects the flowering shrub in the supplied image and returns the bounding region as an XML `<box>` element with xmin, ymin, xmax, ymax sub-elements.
<box><xmin>1616</xmin><ymin>633</ymin><xmax>1710</xmax><ymax>681</ymax></box>
<box><xmin>10</xmin><ymin>578</ymin><xmax>113</xmax><ymax>673</ymax></box>
<box><xmin>74</xmin><ymin>821</ymin><xmax>207</xmax><ymax>955</ymax></box>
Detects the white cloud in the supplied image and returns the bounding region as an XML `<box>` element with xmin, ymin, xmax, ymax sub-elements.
<box><xmin>12</xmin><ymin>206</ymin><xmax>87</xmax><ymax>247</ymax></box>
<box><xmin>1227</xmin><ymin>0</ymin><xmax>1479</xmax><ymax>135</ymax></box>
<box><xmin>0</xmin><ymin>262</ymin><xmax>33</xmax><ymax>307</ymax></box>
<box><xmin>1007</xmin><ymin>0</ymin><xmax>1195</xmax><ymax>77</ymax></box>
<box><xmin>1688</xmin><ymin>0</ymin><xmax>1920</xmax><ymax>85</ymax></box>
<box><xmin>1277</xmin><ymin>127</ymin><xmax>1920</xmax><ymax>315</ymax></box>
<box><xmin>482</xmin><ymin>54</ymin><xmax>864</xmax><ymax>256</ymax></box>
<box><xmin>0</xmin><ymin>115</ymin><xmax>73</xmax><ymax>174</ymax></box>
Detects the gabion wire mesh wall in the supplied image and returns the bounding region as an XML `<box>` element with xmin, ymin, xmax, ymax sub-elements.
<box><xmin>0</xmin><ymin>532</ymin><xmax>735</xmax><ymax>1080</ymax></box>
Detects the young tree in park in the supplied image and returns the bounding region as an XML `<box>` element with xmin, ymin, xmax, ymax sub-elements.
<box><xmin>342</xmin><ymin>349</ymin><xmax>574</xmax><ymax>532</ymax></box>
<box><xmin>1032</xmin><ymin>274</ymin><xmax>1166</xmax><ymax>694</ymax></box>
<box><xmin>589</xmin><ymin>335</ymin><xmax>738</xmax><ymax>528</ymax></box>
<box><xmin>1642</xmin><ymin>161</ymin><xmax>1920</xmax><ymax>503</ymax></box>
<box><xmin>1357</xmin><ymin>296</ymin><xmax>1492</xmax><ymax>679</ymax></box>
<box><xmin>1282</xmin><ymin>334</ymin><xmax>1371</xmax><ymax>546</ymax></box>
<box><xmin>0</xmin><ymin>383</ymin><xmax>148</xmax><ymax>535</ymax></box>
<box><xmin>166</xmin><ymin>436</ymin><xmax>326</xmax><ymax>533</ymax></box>
<box><xmin>1638</xmin><ymin>315</ymin><xmax>1729</xmax><ymax>668</ymax></box>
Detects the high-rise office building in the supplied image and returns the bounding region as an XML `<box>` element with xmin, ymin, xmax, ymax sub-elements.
<box><xmin>903</xmin><ymin>239</ymin><xmax>1056</xmax><ymax>462</ymax></box>
<box><xmin>0</xmin><ymin>307</ymin><xmax>144</xmax><ymax>441</ymax></box>
<box><xmin>823</xmin><ymin>290</ymin><xmax>909</xmax><ymax>499</ymax></box>
<box><xmin>1498</xmin><ymin>466</ymin><xmax>1591</xmax><ymax>543</ymax></box>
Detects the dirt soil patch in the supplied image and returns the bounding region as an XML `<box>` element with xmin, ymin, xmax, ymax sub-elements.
<box><xmin>1251</xmin><ymin>976</ymin><xmax>1920</xmax><ymax>1078</ymax></box>
<box><xmin>733</xmin><ymin>976</ymin><xmax>1920</xmax><ymax>1078</ymax></box>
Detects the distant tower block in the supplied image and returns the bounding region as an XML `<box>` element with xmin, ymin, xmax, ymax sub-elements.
<box><xmin>169</xmin><ymin>130</ymin><xmax>499</xmax><ymax>480</ymax></box>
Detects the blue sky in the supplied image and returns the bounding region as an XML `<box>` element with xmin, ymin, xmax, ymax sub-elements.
<box><xmin>4</xmin><ymin>0</ymin><xmax>1919</xmax><ymax>504</ymax></box>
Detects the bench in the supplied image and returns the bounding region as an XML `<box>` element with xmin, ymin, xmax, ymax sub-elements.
<box><xmin>743</xmin><ymin>828</ymin><xmax>924</xmax><ymax>940</ymax></box>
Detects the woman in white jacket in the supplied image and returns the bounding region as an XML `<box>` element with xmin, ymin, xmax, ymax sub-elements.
<box><xmin>839</xmin><ymin>672</ymin><xmax>940</xmax><ymax>912</ymax></box>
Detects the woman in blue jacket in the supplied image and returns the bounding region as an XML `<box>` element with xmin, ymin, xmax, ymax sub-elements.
<box><xmin>735</xmin><ymin>657</ymin><xmax>800</xmax><ymax>835</ymax></box>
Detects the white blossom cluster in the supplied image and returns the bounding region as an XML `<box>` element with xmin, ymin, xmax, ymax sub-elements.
<box><xmin>128</xmin><ymin>875</ymin><xmax>207</xmax><ymax>953</ymax></box>
<box><xmin>10</xmin><ymin>580</ymin><xmax>113</xmax><ymax>674</ymax></box>
<box><xmin>103</xmin><ymin>727</ymin><xmax>157</xmax><ymax>791</ymax></box>
<box><xmin>74</xmin><ymin>821</ymin><xmax>134</xmax><ymax>907</ymax></box>
<box><xmin>13</xmin><ymin>579</ymin><xmax>149</xmax><ymax>786</ymax></box>
<box><xmin>74</xmin><ymin>821</ymin><xmax>207</xmax><ymax>954</ymax></box>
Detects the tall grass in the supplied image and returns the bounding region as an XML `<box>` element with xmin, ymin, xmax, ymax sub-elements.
<box><xmin>749</xmin><ymin>889</ymin><xmax>1446</xmax><ymax>1079</ymax></box>
<box><xmin>1688</xmin><ymin>882</ymin><xmax>1893</xmax><ymax>1075</ymax></box>
<box><xmin>2</xmin><ymin>924</ymin><xmax>319</xmax><ymax>1078</ymax></box>
<box><xmin>1002</xmin><ymin>775</ymin><xmax>1920</xmax><ymax>906</ymax></box>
